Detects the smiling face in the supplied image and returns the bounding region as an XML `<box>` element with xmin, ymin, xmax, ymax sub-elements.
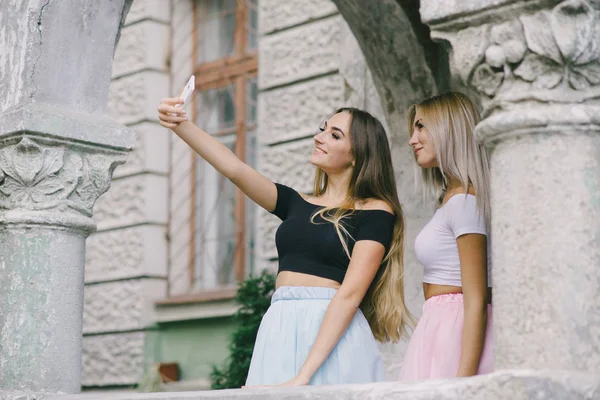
<box><xmin>408</xmin><ymin>108</ymin><xmax>438</xmax><ymax>169</ymax></box>
<box><xmin>310</xmin><ymin>111</ymin><xmax>355</xmax><ymax>173</ymax></box>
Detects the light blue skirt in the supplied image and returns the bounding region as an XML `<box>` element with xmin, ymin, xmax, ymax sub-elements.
<box><xmin>245</xmin><ymin>286</ymin><xmax>385</xmax><ymax>386</ymax></box>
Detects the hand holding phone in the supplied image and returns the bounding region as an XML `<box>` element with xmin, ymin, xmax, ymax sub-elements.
<box><xmin>176</xmin><ymin>75</ymin><xmax>195</xmax><ymax>108</ymax></box>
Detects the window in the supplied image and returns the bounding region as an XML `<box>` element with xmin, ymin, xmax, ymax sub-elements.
<box><xmin>189</xmin><ymin>0</ymin><xmax>258</xmax><ymax>292</ymax></box>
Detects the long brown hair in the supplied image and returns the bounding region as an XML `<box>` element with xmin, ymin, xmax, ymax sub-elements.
<box><xmin>312</xmin><ymin>107</ymin><xmax>412</xmax><ymax>342</ymax></box>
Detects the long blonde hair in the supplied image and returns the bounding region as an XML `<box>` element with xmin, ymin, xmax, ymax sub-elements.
<box><xmin>408</xmin><ymin>92</ymin><xmax>491</xmax><ymax>226</ymax></box>
<box><xmin>312</xmin><ymin>107</ymin><xmax>412</xmax><ymax>342</ymax></box>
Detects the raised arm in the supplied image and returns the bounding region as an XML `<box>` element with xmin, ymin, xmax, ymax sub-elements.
<box><xmin>157</xmin><ymin>97</ymin><xmax>277</xmax><ymax>212</ymax></box>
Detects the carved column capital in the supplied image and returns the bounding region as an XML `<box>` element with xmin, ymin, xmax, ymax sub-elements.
<box><xmin>0</xmin><ymin>105</ymin><xmax>133</xmax><ymax>235</ymax></box>
<box><xmin>0</xmin><ymin>135</ymin><xmax>127</xmax><ymax>234</ymax></box>
<box><xmin>424</xmin><ymin>0</ymin><xmax>600</xmax><ymax>146</ymax></box>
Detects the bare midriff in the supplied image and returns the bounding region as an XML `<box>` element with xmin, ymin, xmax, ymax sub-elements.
<box><xmin>276</xmin><ymin>271</ymin><xmax>341</xmax><ymax>290</ymax></box>
<box><xmin>424</xmin><ymin>282</ymin><xmax>492</xmax><ymax>304</ymax></box>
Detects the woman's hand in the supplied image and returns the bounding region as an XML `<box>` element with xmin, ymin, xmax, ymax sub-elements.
<box><xmin>157</xmin><ymin>98</ymin><xmax>189</xmax><ymax>129</ymax></box>
<box><xmin>241</xmin><ymin>375</ymin><xmax>310</xmax><ymax>389</ymax></box>
<box><xmin>276</xmin><ymin>375</ymin><xmax>310</xmax><ymax>387</ymax></box>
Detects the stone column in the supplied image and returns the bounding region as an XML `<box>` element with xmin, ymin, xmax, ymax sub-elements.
<box><xmin>0</xmin><ymin>0</ymin><xmax>134</xmax><ymax>393</ymax></box>
<box><xmin>421</xmin><ymin>0</ymin><xmax>600</xmax><ymax>373</ymax></box>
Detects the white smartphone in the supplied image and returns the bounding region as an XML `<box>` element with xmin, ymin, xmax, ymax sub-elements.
<box><xmin>177</xmin><ymin>75</ymin><xmax>195</xmax><ymax>107</ymax></box>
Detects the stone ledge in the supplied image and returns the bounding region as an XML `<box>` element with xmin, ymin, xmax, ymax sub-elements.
<box><xmin>0</xmin><ymin>104</ymin><xmax>135</xmax><ymax>151</ymax></box>
<box><xmin>419</xmin><ymin>0</ymin><xmax>551</xmax><ymax>29</ymax></box>
<box><xmin>153</xmin><ymin>297</ymin><xmax>239</xmax><ymax>323</ymax></box>
<box><xmin>5</xmin><ymin>369</ymin><xmax>596</xmax><ymax>400</ymax></box>
<box><xmin>259</xmin><ymin>0</ymin><xmax>339</xmax><ymax>35</ymax></box>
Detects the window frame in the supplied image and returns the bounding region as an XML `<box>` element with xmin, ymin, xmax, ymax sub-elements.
<box><xmin>184</xmin><ymin>0</ymin><xmax>258</xmax><ymax>298</ymax></box>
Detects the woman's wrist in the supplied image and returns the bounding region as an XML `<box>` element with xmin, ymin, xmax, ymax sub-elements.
<box><xmin>296</xmin><ymin>369</ymin><xmax>313</xmax><ymax>385</ymax></box>
<box><xmin>456</xmin><ymin>365</ymin><xmax>478</xmax><ymax>377</ymax></box>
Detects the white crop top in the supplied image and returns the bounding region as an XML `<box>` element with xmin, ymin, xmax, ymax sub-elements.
<box><xmin>414</xmin><ymin>194</ymin><xmax>492</xmax><ymax>287</ymax></box>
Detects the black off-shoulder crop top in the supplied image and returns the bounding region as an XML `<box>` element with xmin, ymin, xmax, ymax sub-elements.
<box><xmin>271</xmin><ymin>183</ymin><xmax>396</xmax><ymax>284</ymax></box>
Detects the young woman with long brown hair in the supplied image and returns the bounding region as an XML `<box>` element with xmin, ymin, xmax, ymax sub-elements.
<box><xmin>157</xmin><ymin>99</ymin><xmax>411</xmax><ymax>386</ymax></box>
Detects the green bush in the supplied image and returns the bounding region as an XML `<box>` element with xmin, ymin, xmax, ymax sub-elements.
<box><xmin>210</xmin><ymin>269</ymin><xmax>276</xmax><ymax>389</ymax></box>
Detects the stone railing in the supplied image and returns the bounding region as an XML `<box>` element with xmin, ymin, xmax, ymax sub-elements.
<box><xmin>1</xmin><ymin>370</ymin><xmax>598</xmax><ymax>400</ymax></box>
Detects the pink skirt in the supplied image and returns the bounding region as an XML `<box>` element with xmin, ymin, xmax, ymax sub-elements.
<box><xmin>398</xmin><ymin>293</ymin><xmax>493</xmax><ymax>381</ymax></box>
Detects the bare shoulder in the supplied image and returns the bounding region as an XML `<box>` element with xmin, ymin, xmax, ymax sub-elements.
<box><xmin>359</xmin><ymin>198</ymin><xmax>394</xmax><ymax>215</ymax></box>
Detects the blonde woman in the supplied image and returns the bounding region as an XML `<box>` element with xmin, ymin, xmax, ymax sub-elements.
<box><xmin>400</xmin><ymin>92</ymin><xmax>493</xmax><ymax>380</ymax></box>
<box><xmin>157</xmin><ymin>100</ymin><xmax>411</xmax><ymax>386</ymax></box>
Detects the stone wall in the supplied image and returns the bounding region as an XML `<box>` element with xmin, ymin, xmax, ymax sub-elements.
<box><xmin>83</xmin><ymin>0</ymin><xmax>171</xmax><ymax>387</ymax></box>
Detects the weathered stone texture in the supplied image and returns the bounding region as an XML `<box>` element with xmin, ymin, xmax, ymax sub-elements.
<box><xmin>258</xmin><ymin>74</ymin><xmax>345</xmax><ymax>144</ymax></box>
<box><xmin>83</xmin><ymin>281</ymin><xmax>144</xmax><ymax>334</ymax></box>
<box><xmin>0</xmin><ymin>229</ymin><xmax>86</xmax><ymax>393</ymax></box>
<box><xmin>260</xmin><ymin>139</ymin><xmax>315</xmax><ymax>193</ymax></box>
<box><xmin>85</xmin><ymin>225</ymin><xmax>167</xmax><ymax>283</ymax></box>
<box><xmin>259</xmin><ymin>0</ymin><xmax>338</xmax><ymax>34</ymax></box>
<box><xmin>86</xmin><ymin>226</ymin><xmax>142</xmax><ymax>282</ymax></box>
<box><xmin>492</xmin><ymin>132</ymin><xmax>600</xmax><ymax>372</ymax></box>
<box><xmin>420</xmin><ymin>0</ymin><xmax>517</xmax><ymax>24</ymax></box>
<box><xmin>107</xmin><ymin>71</ymin><xmax>169</xmax><ymax>126</ymax></box>
<box><xmin>112</xmin><ymin>21</ymin><xmax>170</xmax><ymax>79</ymax></box>
<box><xmin>124</xmin><ymin>0</ymin><xmax>170</xmax><ymax>26</ymax></box>
<box><xmin>0</xmin><ymin>0</ymin><xmax>129</xmax><ymax>116</ymax></box>
<box><xmin>83</xmin><ymin>279</ymin><xmax>166</xmax><ymax>334</ymax></box>
<box><xmin>93</xmin><ymin>174</ymin><xmax>168</xmax><ymax>231</ymax></box>
<box><xmin>259</xmin><ymin>16</ymin><xmax>342</xmax><ymax>89</ymax></box>
<box><xmin>82</xmin><ymin>332</ymin><xmax>145</xmax><ymax>386</ymax></box>
<box><xmin>113</xmin><ymin>122</ymin><xmax>170</xmax><ymax>179</ymax></box>
<box><xmin>0</xmin><ymin>0</ymin><xmax>34</xmax><ymax>112</ymax></box>
<box><xmin>46</xmin><ymin>370</ymin><xmax>600</xmax><ymax>400</ymax></box>
<box><xmin>338</xmin><ymin>23</ymin><xmax>388</xmax><ymax>132</ymax></box>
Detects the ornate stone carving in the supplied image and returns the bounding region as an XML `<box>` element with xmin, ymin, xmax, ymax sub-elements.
<box><xmin>0</xmin><ymin>135</ymin><xmax>126</xmax><ymax>229</ymax></box>
<box><xmin>438</xmin><ymin>0</ymin><xmax>600</xmax><ymax>117</ymax></box>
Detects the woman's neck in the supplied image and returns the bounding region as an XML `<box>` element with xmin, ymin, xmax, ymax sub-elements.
<box><xmin>445</xmin><ymin>177</ymin><xmax>474</xmax><ymax>195</ymax></box>
<box><xmin>321</xmin><ymin>170</ymin><xmax>352</xmax><ymax>205</ymax></box>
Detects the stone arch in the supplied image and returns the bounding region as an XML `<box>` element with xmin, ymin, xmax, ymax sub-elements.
<box><xmin>332</xmin><ymin>0</ymin><xmax>447</xmax><ymax>130</ymax></box>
